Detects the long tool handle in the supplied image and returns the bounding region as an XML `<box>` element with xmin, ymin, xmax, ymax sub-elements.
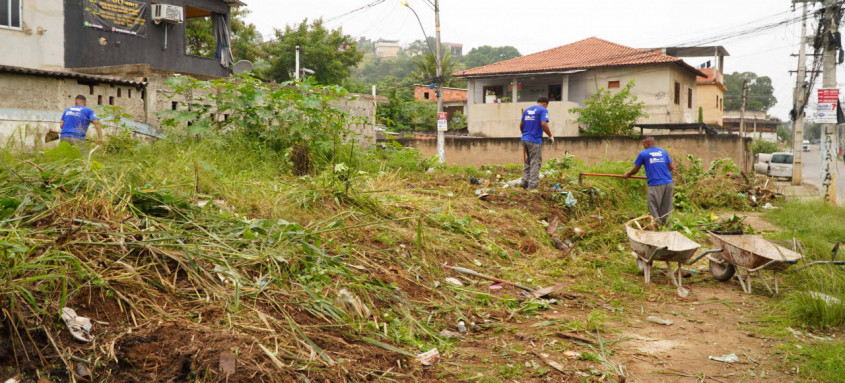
<box><xmin>448</xmin><ymin>266</ymin><xmax>535</xmax><ymax>292</ymax></box>
<box><xmin>579</xmin><ymin>172</ymin><xmax>646</xmax><ymax>185</ymax></box>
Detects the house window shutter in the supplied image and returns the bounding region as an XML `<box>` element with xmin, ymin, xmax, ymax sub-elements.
<box><xmin>688</xmin><ymin>88</ymin><xmax>693</xmax><ymax>109</ymax></box>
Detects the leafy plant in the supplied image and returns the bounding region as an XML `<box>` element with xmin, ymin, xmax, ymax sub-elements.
<box><xmin>571</xmin><ymin>79</ymin><xmax>648</xmax><ymax>136</ymax></box>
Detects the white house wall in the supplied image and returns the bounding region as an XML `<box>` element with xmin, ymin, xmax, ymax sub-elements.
<box><xmin>1</xmin><ymin>0</ymin><xmax>65</xmax><ymax>69</ymax></box>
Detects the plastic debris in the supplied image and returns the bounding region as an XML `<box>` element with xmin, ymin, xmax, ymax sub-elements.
<box><xmin>439</xmin><ymin>329</ymin><xmax>463</xmax><ymax>339</ymax></box>
<box><xmin>646</xmin><ymin>315</ymin><xmax>673</xmax><ymax>326</ymax></box>
<box><xmin>61</xmin><ymin>307</ymin><xmax>94</xmax><ymax>342</ymax></box>
<box><xmin>563</xmin><ymin>351</ymin><xmax>582</xmax><ymax>359</ymax></box>
<box><xmin>415</xmin><ymin>348</ymin><xmax>440</xmax><ymax>366</ymax></box>
<box><xmin>444</xmin><ymin>277</ymin><xmax>464</xmax><ymax>287</ymax></box>
<box><xmin>488</xmin><ymin>284</ymin><xmax>503</xmax><ymax>290</ymax></box>
<box><xmin>4</xmin><ymin>378</ymin><xmax>20</xmax><ymax>383</ymax></box>
<box><xmin>457</xmin><ymin>320</ymin><xmax>467</xmax><ymax>332</ymax></box>
<box><xmin>709</xmin><ymin>353</ymin><xmax>739</xmax><ymax>363</ymax></box>
<box><xmin>75</xmin><ymin>362</ymin><xmax>92</xmax><ymax>378</ymax></box>
<box><xmin>338</xmin><ymin>289</ymin><xmax>371</xmax><ymax>318</ymax></box>
<box><xmin>762</xmin><ymin>203</ymin><xmax>778</xmax><ymax>209</ymax></box>
<box><xmin>213</xmin><ymin>264</ymin><xmax>244</xmax><ymax>286</ymax></box>
<box><xmin>809</xmin><ymin>291</ymin><xmax>841</xmax><ymax>306</ymax></box>
<box><xmin>470</xmin><ymin>176</ymin><xmax>480</xmax><ymax>185</ymax></box>
<box><xmin>219</xmin><ymin>351</ymin><xmax>237</xmax><ymax>374</ymax></box>
<box><xmin>788</xmin><ymin>327</ymin><xmax>832</xmax><ymax>341</ymax></box>
<box><xmin>573</xmin><ymin>228</ymin><xmax>585</xmax><ymax>237</ymax></box>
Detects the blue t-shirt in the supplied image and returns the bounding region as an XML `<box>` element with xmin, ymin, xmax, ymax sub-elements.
<box><xmin>521</xmin><ymin>105</ymin><xmax>549</xmax><ymax>145</ymax></box>
<box><xmin>634</xmin><ymin>147</ymin><xmax>673</xmax><ymax>186</ymax></box>
<box><xmin>60</xmin><ymin>106</ymin><xmax>98</xmax><ymax>140</ymax></box>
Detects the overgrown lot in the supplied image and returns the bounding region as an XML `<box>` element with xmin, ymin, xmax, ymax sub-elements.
<box><xmin>1</xmin><ymin>77</ymin><xmax>842</xmax><ymax>382</ymax></box>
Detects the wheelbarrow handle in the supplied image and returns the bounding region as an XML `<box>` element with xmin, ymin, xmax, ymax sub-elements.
<box><xmin>687</xmin><ymin>248</ymin><xmax>723</xmax><ymax>265</ymax></box>
<box><xmin>790</xmin><ymin>260</ymin><xmax>845</xmax><ymax>273</ymax></box>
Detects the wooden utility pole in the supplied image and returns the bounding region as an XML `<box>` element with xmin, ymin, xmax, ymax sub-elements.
<box><xmin>739</xmin><ymin>80</ymin><xmax>749</xmax><ymax>171</ymax></box>
<box><xmin>434</xmin><ymin>0</ymin><xmax>445</xmax><ymax>163</ymax></box>
<box><xmin>821</xmin><ymin>0</ymin><xmax>839</xmax><ymax>203</ymax></box>
<box><xmin>792</xmin><ymin>1</ymin><xmax>808</xmax><ymax>185</ymax></box>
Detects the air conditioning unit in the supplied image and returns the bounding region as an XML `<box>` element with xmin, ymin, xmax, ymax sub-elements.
<box><xmin>152</xmin><ymin>4</ymin><xmax>184</xmax><ymax>23</ymax></box>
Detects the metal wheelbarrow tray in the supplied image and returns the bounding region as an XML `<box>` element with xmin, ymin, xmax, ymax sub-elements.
<box><xmin>626</xmin><ymin>224</ymin><xmax>702</xmax><ymax>295</ymax></box>
<box><xmin>705</xmin><ymin>232</ymin><xmax>845</xmax><ymax>294</ymax></box>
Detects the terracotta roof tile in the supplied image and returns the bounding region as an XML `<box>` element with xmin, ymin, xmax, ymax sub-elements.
<box><xmin>697</xmin><ymin>68</ymin><xmax>715</xmax><ymax>83</ymax></box>
<box><xmin>454</xmin><ymin>37</ymin><xmax>704</xmax><ymax>78</ymax></box>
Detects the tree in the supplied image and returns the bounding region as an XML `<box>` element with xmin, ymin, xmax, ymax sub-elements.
<box><xmin>230</xmin><ymin>8</ymin><xmax>265</xmax><ymax>62</ymax></box>
<box><xmin>723</xmin><ymin>72</ymin><xmax>777</xmax><ymax>112</ymax></box>
<box><xmin>804</xmin><ymin>123</ymin><xmax>822</xmax><ymax>141</ymax></box>
<box><xmin>570</xmin><ymin>80</ymin><xmax>648</xmax><ymax>136</ymax></box>
<box><xmin>406</xmin><ymin>37</ymin><xmax>436</xmax><ymax>57</ymax></box>
<box><xmin>264</xmin><ymin>19</ymin><xmax>363</xmax><ymax>84</ymax></box>
<box><xmin>462</xmin><ymin>46</ymin><xmax>521</xmax><ymax>69</ymax></box>
<box><xmin>412</xmin><ymin>52</ymin><xmax>465</xmax><ymax>88</ymax></box>
<box><xmin>185</xmin><ymin>17</ymin><xmax>215</xmax><ymax>58</ymax></box>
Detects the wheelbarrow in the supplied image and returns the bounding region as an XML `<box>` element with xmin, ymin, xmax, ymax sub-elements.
<box><xmin>626</xmin><ymin>216</ymin><xmax>705</xmax><ymax>297</ymax></box>
<box><xmin>704</xmin><ymin>232</ymin><xmax>845</xmax><ymax>294</ymax></box>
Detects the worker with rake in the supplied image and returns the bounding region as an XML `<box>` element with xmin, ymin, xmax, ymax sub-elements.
<box><xmin>624</xmin><ymin>137</ymin><xmax>676</xmax><ymax>225</ymax></box>
<box><xmin>519</xmin><ymin>96</ymin><xmax>555</xmax><ymax>189</ymax></box>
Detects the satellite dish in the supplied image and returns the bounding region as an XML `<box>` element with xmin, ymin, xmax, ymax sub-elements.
<box><xmin>233</xmin><ymin>60</ymin><xmax>253</xmax><ymax>74</ymax></box>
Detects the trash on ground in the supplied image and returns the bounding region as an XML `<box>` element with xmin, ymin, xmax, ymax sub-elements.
<box><xmin>446</xmin><ymin>265</ymin><xmax>536</xmax><ymax>292</ymax></box>
<box><xmin>214</xmin><ymin>264</ymin><xmax>244</xmax><ymax>286</ymax></box>
<box><xmin>444</xmin><ymin>277</ymin><xmax>464</xmax><ymax>287</ymax></box>
<box><xmin>709</xmin><ymin>353</ymin><xmax>739</xmax><ymax>363</ymax></box>
<box><xmin>415</xmin><ymin>348</ymin><xmax>440</xmax><ymax>366</ymax></box>
<box><xmin>530</xmin><ymin>284</ymin><xmax>567</xmax><ymax>299</ymax></box>
<box><xmin>573</xmin><ymin>228</ymin><xmax>585</xmax><ymax>237</ymax></box>
<box><xmin>532</xmin><ymin>351</ymin><xmax>566</xmax><ymax>372</ymax></box>
<box><xmin>488</xmin><ymin>284</ymin><xmax>503</xmax><ymax>290</ymax></box>
<box><xmin>563</xmin><ymin>350</ymin><xmax>582</xmax><ymax>359</ymax></box>
<box><xmin>809</xmin><ymin>291</ymin><xmax>841</xmax><ymax>306</ymax></box>
<box><xmin>61</xmin><ymin>307</ymin><xmax>94</xmax><ymax>342</ymax></box>
<box><xmin>646</xmin><ymin>315</ymin><xmax>673</xmax><ymax>326</ymax></box>
<box><xmin>338</xmin><ymin>288</ymin><xmax>371</xmax><ymax>318</ymax></box>
<box><xmin>457</xmin><ymin>320</ymin><xmax>467</xmax><ymax>332</ymax></box>
<box><xmin>788</xmin><ymin>327</ymin><xmax>832</xmax><ymax>342</ymax></box>
<box><xmin>75</xmin><ymin>362</ymin><xmax>92</xmax><ymax>378</ymax></box>
<box><xmin>219</xmin><ymin>350</ymin><xmax>237</xmax><ymax>374</ymax></box>
<box><xmin>4</xmin><ymin>378</ymin><xmax>20</xmax><ymax>383</ymax></box>
<box><xmin>545</xmin><ymin>217</ymin><xmax>573</xmax><ymax>253</ymax></box>
<box><xmin>438</xmin><ymin>329</ymin><xmax>463</xmax><ymax>339</ymax></box>
<box><xmin>762</xmin><ymin>203</ymin><xmax>778</xmax><ymax>209</ymax></box>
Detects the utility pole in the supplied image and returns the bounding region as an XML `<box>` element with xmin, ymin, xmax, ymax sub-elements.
<box><xmin>739</xmin><ymin>80</ymin><xmax>749</xmax><ymax>172</ymax></box>
<box><xmin>792</xmin><ymin>1</ymin><xmax>809</xmax><ymax>185</ymax></box>
<box><xmin>295</xmin><ymin>46</ymin><xmax>301</xmax><ymax>81</ymax></box>
<box><xmin>434</xmin><ymin>0</ymin><xmax>445</xmax><ymax>163</ymax></box>
<box><xmin>821</xmin><ymin>0</ymin><xmax>839</xmax><ymax>203</ymax></box>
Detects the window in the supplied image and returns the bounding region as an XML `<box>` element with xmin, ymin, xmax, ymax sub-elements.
<box><xmin>117</xmin><ymin>88</ymin><xmax>122</xmax><ymax>98</ymax></box>
<box><xmin>482</xmin><ymin>85</ymin><xmax>505</xmax><ymax>103</ymax></box>
<box><xmin>688</xmin><ymin>88</ymin><xmax>692</xmax><ymax>109</ymax></box>
<box><xmin>608</xmin><ymin>81</ymin><xmax>620</xmax><ymax>89</ymax></box>
<box><xmin>424</xmin><ymin>92</ymin><xmax>429</xmax><ymax>100</ymax></box>
<box><xmin>771</xmin><ymin>154</ymin><xmax>793</xmax><ymax>164</ymax></box>
<box><xmin>548</xmin><ymin>85</ymin><xmax>562</xmax><ymax>101</ymax></box>
<box><xmin>128</xmin><ymin>89</ymin><xmax>132</xmax><ymax>99</ymax></box>
<box><xmin>97</xmin><ymin>95</ymin><xmax>103</xmax><ymax>105</ymax></box>
<box><xmin>185</xmin><ymin>7</ymin><xmax>216</xmax><ymax>58</ymax></box>
<box><xmin>715</xmin><ymin>95</ymin><xmax>718</xmax><ymax>107</ymax></box>
<box><xmin>171</xmin><ymin>101</ymin><xmax>178</xmax><ymax>110</ymax></box>
<box><xmin>1</xmin><ymin>0</ymin><xmax>21</xmax><ymax>29</ymax></box>
<box><xmin>674</xmin><ymin>82</ymin><xmax>680</xmax><ymax>105</ymax></box>
<box><xmin>109</xmin><ymin>96</ymin><xmax>114</xmax><ymax>105</ymax></box>
<box><xmin>719</xmin><ymin>97</ymin><xmax>722</xmax><ymax>111</ymax></box>
<box><xmin>89</xmin><ymin>85</ymin><xmax>95</xmax><ymax>95</ymax></box>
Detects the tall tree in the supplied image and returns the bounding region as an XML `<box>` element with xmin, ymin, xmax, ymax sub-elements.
<box><xmin>230</xmin><ymin>8</ymin><xmax>265</xmax><ymax>62</ymax></box>
<box><xmin>462</xmin><ymin>46</ymin><xmax>521</xmax><ymax>69</ymax></box>
<box><xmin>412</xmin><ymin>52</ymin><xmax>464</xmax><ymax>88</ymax></box>
<box><xmin>264</xmin><ymin>19</ymin><xmax>363</xmax><ymax>84</ymax></box>
<box><xmin>723</xmin><ymin>72</ymin><xmax>777</xmax><ymax>113</ymax></box>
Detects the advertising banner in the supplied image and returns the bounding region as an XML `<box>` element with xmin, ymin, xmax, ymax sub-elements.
<box><xmin>816</xmin><ymin>88</ymin><xmax>839</xmax><ymax>123</ymax></box>
<box><xmin>83</xmin><ymin>0</ymin><xmax>148</xmax><ymax>37</ymax></box>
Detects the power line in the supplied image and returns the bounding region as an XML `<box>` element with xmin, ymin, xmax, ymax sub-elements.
<box><xmin>324</xmin><ymin>0</ymin><xmax>387</xmax><ymax>24</ymax></box>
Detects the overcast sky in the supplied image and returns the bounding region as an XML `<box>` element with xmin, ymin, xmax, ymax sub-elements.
<box><xmin>243</xmin><ymin>0</ymin><xmax>845</xmax><ymax>121</ymax></box>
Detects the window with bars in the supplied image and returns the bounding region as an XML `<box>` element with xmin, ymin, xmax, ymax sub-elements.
<box><xmin>0</xmin><ymin>0</ymin><xmax>21</xmax><ymax>29</ymax></box>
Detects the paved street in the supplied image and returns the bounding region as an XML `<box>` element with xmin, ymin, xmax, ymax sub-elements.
<box><xmin>800</xmin><ymin>144</ymin><xmax>845</xmax><ymax>204</ymax></box>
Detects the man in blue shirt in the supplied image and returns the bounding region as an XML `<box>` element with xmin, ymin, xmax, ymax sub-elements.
<box><xmin>519</xmin><ymin>96</ymin><xmax>554</xmax><ymax>189</ymax></box>
<box><xmin>59</xmin><ymin>95</ymin><xmax>103</xmax><ymax>147</ymax></box>
<box><xmin>624</xmin><ymin>137</ymin><xmax>676</xmax><ymax>224</ymax></box>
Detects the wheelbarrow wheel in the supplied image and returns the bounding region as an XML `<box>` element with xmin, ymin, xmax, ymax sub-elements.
<box><xmin>709</xmin><ymin>259</ymin><xmax>736</xmax><ymax>282</ymax></box>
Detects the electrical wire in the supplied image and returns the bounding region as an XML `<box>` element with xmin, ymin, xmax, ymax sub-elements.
<box><xmin>324</xmin><ymin>0</ymin><xmax>387</xmax><ymax>25</ymax></box>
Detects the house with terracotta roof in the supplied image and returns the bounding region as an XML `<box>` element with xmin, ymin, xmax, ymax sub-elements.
<box><xmin>453</xmin><ymin>37</ymin><xmax>706</xmax><ymax>137</ymax></box>
<box><xmin>695</xmin><ymin>68</ymin><xmax>727</xmax><ymax>126</ymax></box>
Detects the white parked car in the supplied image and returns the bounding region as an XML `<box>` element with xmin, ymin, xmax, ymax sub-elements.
<box><xmin>753</xmin><ymin>153</ymin><xmax>773</xmax><ymax>175</ymax></box>
<box><xmin>767</xmin><ymin>152</ymin><xmax>794</xmax><ymax>179</ymax></box>
<box><xmin>802</xmin><ymin>140</ymin><xmax>810</xmax><ymax>152</ymax></box>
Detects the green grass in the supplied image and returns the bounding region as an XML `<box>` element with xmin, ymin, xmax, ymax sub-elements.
<box><xmin>765</xmin><ymin>200</ymin><xmax>845</xmax><ymax>330</ymax></box>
